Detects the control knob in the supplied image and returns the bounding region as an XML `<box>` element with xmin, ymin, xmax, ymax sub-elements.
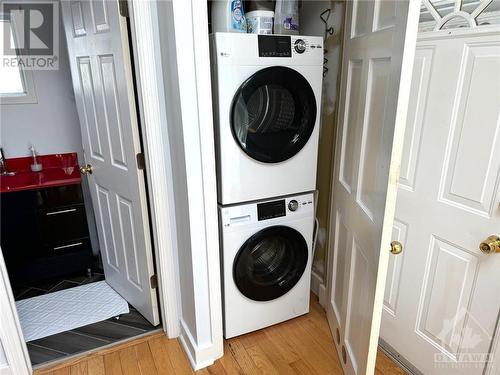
<box><xmin>294</xmin><ymin>39</ymin><xmax>306</xmax><ymax>54</ymax></box>
<box><xmin>288</xmin><ymin>200</ymin><xmax>299</xmax><ymax>211</ymax></box>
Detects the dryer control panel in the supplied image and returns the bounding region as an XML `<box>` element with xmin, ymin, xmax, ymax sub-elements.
<box><xmin>257</xmin><ymin>35</ymin><xmax>322</xmax><ymax>58</ymax></box>
<box><xmin>258</xmin><ymin>35</ymin><xmax>291</xmax><ymax>58</ymax></box>
<box><xmin>212</xmin><ymin>33</ymin><xmax>324</xmax><ymax>67</ymax></box>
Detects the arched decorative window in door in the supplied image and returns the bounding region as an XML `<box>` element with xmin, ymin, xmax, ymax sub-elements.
<box><xmin>420</xmin><ymin>0</ymin><xmax>498</xmax><ymax>31</ymax></box>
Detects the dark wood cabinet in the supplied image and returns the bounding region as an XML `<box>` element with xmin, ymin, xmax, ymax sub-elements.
<box><xmin>39</xmin><ymin>205</ymin><xmax>89</xmax><ymax>246</ymax></box>
<box><xmin>1</xmin><ymin>184</ymin><xmax>94</xmax><ymax>286</ymax></box>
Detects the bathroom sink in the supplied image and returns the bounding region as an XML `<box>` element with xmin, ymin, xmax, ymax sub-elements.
<box><xmin>0</xmin><ymin>153</ymin><xmax>81</xmax><ymax>193</ymax></box>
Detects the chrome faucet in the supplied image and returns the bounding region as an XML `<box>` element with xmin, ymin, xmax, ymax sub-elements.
<box><xmin>0</xmin><ymin>148</ymin><xmax>15</xmax><ymax>176</ymax></box>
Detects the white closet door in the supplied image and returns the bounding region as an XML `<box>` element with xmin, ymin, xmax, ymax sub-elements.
<box><xmin>325</xmin><ymin>1</ymin><xmax>420</xmax><ymax>374</ymax></box>
<box><xmin>61</xmin><ymin>0</ymin><xmax>160</xmax><ymax>325</ymax></box>
<box><xmin>381</xmin><ymin>29</ymin><xmax>500</xmax><ymax>375</ymax></box>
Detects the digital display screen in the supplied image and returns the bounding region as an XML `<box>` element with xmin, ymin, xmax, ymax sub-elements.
<box><xmin>257</xmin><ymin>199</ymin><xmax>286</xmax><ymax>221</ymax></box>
<box><xmin>258</xmin><ymin>35</ymin><xmax>291</xmax><ymax>58</ymax></box>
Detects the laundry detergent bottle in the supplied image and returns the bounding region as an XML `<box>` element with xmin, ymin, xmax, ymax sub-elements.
<box><xmin>274</xmin><ymin>0</ymin><xmax>299</xmax><ymax>35</ymax></box>
<box><xmin>211</xmin><ymin>0</ymin><xmax>247</xmax><ymax>33</ymax></box>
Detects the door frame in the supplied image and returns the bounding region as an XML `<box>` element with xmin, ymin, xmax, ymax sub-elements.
<box><xmin>128</xmin><ymin>3</ymin><xmax>224</xmax><ymax>361</ymax></box>
<box><xmin>127</xmin><ymin>0</ymin><xmax>179</xmax><ymax>338</ymax></box>
<box><xmin>0</xmin><ymin>1</ymin><xmax>185</xmax><ymax>373</ymax></box>
<box><xmin>156</xmin><ymin>0</ymin><xmax>223</xmax><ymax>369</ymax></box>
<box><xmin>0</xmin><ymin>252</ymin><xmax>31</xmax><ymax>375</ymax></box>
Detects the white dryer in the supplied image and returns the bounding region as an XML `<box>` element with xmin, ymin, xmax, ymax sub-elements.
<box><xmin>211</xmin><ymin>33</ymin><xmax>323</xmax><ymax>205</ymax></box>
<box><xmin>219</xmin><ymin>192</ymin><xmax>314</xmax><ymax>338</ymax></box>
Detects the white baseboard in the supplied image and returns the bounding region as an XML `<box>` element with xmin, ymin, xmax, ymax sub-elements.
<box><xmin>318</xmin><ymin>283</ymin><xmax>326</xmax><ymax>307</ymax></box>
<box><xmin>311</xmin><ymin>270</ymin><xmax>327</xmax><ymax>308</ymax></box>
<box><xmin>178</xmin><ymin>319</ymin><xmax>218</xmax><ymax>371</ymax></box>
<box><xmin>178</xmin><ymin>320</ymin><xmax>197</xmax><ymax>369</ymax></box>
<box><xmin>310</xmin><ymin>270</ymin><xmax>322</xmax><ymax>296</ymax></box>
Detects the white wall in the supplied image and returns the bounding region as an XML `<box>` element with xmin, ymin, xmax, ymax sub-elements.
<box><xmin>0</xmin><ymin>32</ymin><xmax>83</xmax><ymax>159</ymax></box>
<box><xmin>300</xmin><ymin>1</ymin><xmax>343</xmax><ymax>282</ymax></box>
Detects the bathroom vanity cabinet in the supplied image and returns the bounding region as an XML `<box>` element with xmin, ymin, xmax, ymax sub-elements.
<box><xmin>1</xmin><ymin>184</ymin><xmax>93</xmax><ymax>286</ymax></box>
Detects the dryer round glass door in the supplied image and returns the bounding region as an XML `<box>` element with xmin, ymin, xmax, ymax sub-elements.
<box><xmin>231</xmin><ymin>66</ymin><xmax>317</xmax><ymax>163</ymax></box>
<box><xmin>233</xmin><ymin>225</ymin><xmax>308</xmax><ymax>301</ymax></box>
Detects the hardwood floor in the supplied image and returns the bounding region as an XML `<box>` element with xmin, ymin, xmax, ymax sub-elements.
<box><xmin>35</xmin><ymin>296</ymin><xmax>406</xmax><ymax>374</ymax></box>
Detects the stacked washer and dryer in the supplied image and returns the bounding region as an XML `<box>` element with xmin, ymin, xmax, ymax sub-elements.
<box><xmin>210</xmin><ymin>33</ymin><xmax>323</xmax><ymax>338</ymax></box>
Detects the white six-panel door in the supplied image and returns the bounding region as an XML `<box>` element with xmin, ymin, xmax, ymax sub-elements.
<box><xmin>326</xmin><ymin>1</ymin><xmax>419</xmax><ymax>374</ymax></box>
<box><xmin>61</xmin><ymin>0</ymin><xmax>160</xmax><ymax>325</ymax></box>
<box><xmin>381</xmin><ymin>28</ymin><xmax>500</xmax><ymax>374</ymax></box>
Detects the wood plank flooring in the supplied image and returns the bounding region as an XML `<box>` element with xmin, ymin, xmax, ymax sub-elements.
<box><xmin>35</xmin><ymin>295</ymin><xmax>406</xmax><ymax>374</ymax></box>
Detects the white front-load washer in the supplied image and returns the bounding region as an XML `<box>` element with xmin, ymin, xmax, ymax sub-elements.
<box><xmin>219</xmin><ymin>192</ymin><xmax>314</xmax><ymax>338</ymax></box>
<box><xmin>210</xmin><ymin>33</ymin><xmax>323</xmax><ymax>205</ymax></box>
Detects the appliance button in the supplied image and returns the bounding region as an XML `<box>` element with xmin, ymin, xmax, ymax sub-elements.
<box><xmin>288</xmin><ymin>200</ymin><xmax>299</xmax><ymax>211</ymax></box>
<box><xmin>294</xmin><ymin>39</ymin><xmax>306</xmax><ymax>54</ymax></box>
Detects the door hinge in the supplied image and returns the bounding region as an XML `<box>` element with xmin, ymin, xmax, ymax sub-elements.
<box><xmin>150</xmin><ymin>274</ymin><xmax>158</xmax><ymax>289</ymax></box>
<box><xmin>119</xmin><ymin>0</ymin><xmax>129</xmax><ymax>18</ymax></box>
<box><xmin>136</xmin><ymin>152</ymin><xmax>145</xmax><ymax>170</ymax></box>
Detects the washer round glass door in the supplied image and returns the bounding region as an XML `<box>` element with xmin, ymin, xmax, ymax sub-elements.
<box><xmin>231</xmin><ymin>66</ymin><xmax>317</xmax><ymax>163</ymax></box>
<box><xmin>233</xmin><ymin>226</ymin><xmax>308</xmax><ymax>301</ymax></box>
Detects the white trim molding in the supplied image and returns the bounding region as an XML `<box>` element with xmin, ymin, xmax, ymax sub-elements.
<box><xmin>155</xmin><ymin>0</ymin><xmax>224</xmax><ymax>370</ymax></box>
<box><xmin>128</xmin><ymin>0</ymin><xmax>180</xmax><ymax>338</ymax></box>
<box><xmin>0</xmin><ymin>69</ymin><xmax>37</xmax><ymax>105</ymax></box>
<box><xmin>417</xmin><ymin>22</ymin><xmax>500</xmax><ymax>40</ymax></box>
<box><xmin>0</xmin><ymin>16</ymin><xmax>37</xmax><ymax>105</ymax></box>
<box><xmin>310</xmin><ymin>270</ymin><xmax>327</xmax><ymax>307</ymax></box>
<box><xmin>0</xmin><ymin>251</ymin><xmax>31</xmax><ymax>375</ymax></box>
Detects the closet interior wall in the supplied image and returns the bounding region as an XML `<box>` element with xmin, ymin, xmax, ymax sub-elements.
<box><xmin>299</xmin><ymin>1</ymin><xmax>344</xmax><ymax>286</ymax></box>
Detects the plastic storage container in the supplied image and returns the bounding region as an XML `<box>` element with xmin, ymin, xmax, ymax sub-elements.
<box><xmin>245</xmin><ymin>0</ymin><xmax>274</xmax><ymax>12</ymax></box>
<box><xmin>211</xmin><ymin>0</ymin><xmax>247</xmax><ymax>33</ymax></box>
<box><xmin>246</xmin><ymin>10</ymin><xmax>274</xmax><ymax>34</ymax></box>
<box><xmin>274</xmin><ymin>0</ymin><xmax>299</xmax><ymax>35</ymax></box>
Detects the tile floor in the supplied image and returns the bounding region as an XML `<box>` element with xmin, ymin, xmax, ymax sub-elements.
<box><xmin>12</xmin><ymin>271</ymin><xmax>160</xmax><ymax>367</ymax></box>
<box><xmin>13</xmin><ymin>271</ymin><xmax>106</xmax><ymax>300</ymax></box>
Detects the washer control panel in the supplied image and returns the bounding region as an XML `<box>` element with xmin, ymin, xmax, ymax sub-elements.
<box><xmin>255</xmin><ymin>196</ymin><xmax>313</xmax><ymax>221</ymax></box>
<box><xmin>221</xmin><ymin>193</ymin><xmax>314</xmax><ymax>228</ymax></box>
<box><xmin>257</xmin><ymin>199</ymin><xmax>286</xmax><ymax>220</ymax></box>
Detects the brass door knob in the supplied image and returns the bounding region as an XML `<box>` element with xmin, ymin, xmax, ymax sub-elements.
<box><xmin>479</xmin><ymin>235</ymin><xmax>500</xmax><ymax>255</ymax></box>
<box><xmin>390</xmin><ymin>241</ymin><xmax>403</xmax><ymax>255</ymax></box>
<box><xmin>80</xmin><ymin>164</ymin><xmax>93</xmax><ymax>175</ymax></box>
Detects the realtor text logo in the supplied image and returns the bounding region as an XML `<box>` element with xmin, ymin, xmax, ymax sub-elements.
<box><xmin>1</xmin><ymin>1</ymin><xmax>59</xmax><ymax>69</ymax></box>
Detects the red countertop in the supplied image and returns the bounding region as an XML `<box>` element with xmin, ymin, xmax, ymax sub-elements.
<box><xmin>0</xmin><ymin>152</ymin><xmax>81</xmax><ymax>193</ymax></box>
